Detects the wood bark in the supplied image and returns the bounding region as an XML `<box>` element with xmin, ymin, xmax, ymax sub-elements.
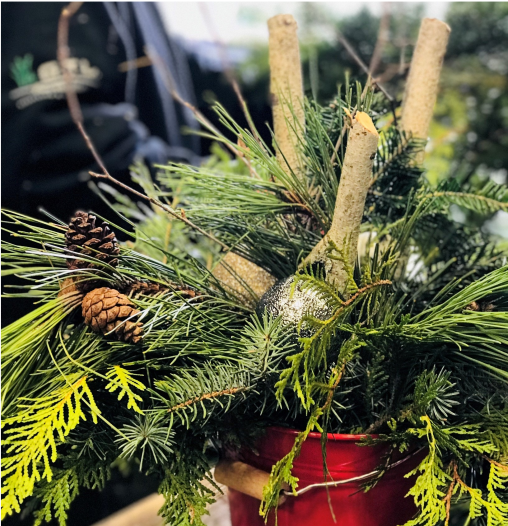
<box><xmin>212</xmin><ymin>252</ymin><xmax>276</xmax><ymax>305</ymax></box>
<box><xmin>268</xmin><ymin>14</ymin><xmax>305</xmax><ymax>181</ymax></box>
<box><xmin>214</xmin><ymin>459</ymin><xmax>288</xmax><ymax>505</ymax></box>
<box><xmin>306</xmin><ymin>112</ymin><xmax>379</xmax><ymax>292</ymax></box>
<box><xmin>400</xmin><ymin>18</ymin><xmax>451</xmax><ymax>163</ymax></box>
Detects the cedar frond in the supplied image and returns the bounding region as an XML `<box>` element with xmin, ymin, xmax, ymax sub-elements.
<box><xmin>105</xmin><ymin>365</ymin><xmax>146</xmax><ymax>414</ymax></box>
<box><xmin>1</xmin><ymin>376</ymin><xmax>99</xmax><ymax>519</ymax></box>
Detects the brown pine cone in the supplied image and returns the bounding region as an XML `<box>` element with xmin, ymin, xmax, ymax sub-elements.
<box><xmin>66</xmin><ymin>211</ymin><xmax>120</xmax><ymax>272</ymax></box>
<box><xmin>122</xmin><ymin>280</ymin><xmax>202</xmax><ymax>301</ymax></box>
<box><xmin>123</xmin><ymin>281</ymin><xmax>166</xmax><ymax>298</ymax></box>
<box><xmin>82</xmin><ymin>287</ymin><xmax>143</xmax><ymax>344</ymax></box>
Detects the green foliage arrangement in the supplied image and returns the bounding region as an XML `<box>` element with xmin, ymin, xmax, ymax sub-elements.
<box><xmin>2</xmin><ymin>53</ymin><xmax>508</xmax><ymax>526</ymax></box>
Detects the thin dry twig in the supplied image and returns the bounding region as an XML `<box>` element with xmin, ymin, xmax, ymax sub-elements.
<box><xmin>442</xmin><ymin>461</ymin><xmax>458</xmax><ymax>526</ymax></box>
<box><xmin>89</xmin><ymin>171</ymin><xmax>229</xmax><ymax>250</ymax></box>
<box><xmin>368</xmin><ymin>3</ymin><xmax>391</xmax><ymax>78</ymax></box>
<box><xmin>199</xmin><ymin>3</ymin><xmax>264</xmax><ymax>149</ymax></box>
<box><xmin>57</xmin><ymin>2</ymin><xmax>84</xmax><ymax>125</ymax></box>
<box><xmin>56</xmin><ymin>3</ymin><xmax>231</xmax><ymax>250</ymax></box>
<box><xmin>337</xmin><ymin>30</ymin><xmax>394</xmax><ymax>103</ymax></box>
<box><xmin>118</xmin><ymin>55</ymin><xmax>152</xmax><ymax>72</ymax></box>
<box><xmin>144</xmin><ymin>45</ymin><xmax>261</xmax><ymax>179</ymax></box>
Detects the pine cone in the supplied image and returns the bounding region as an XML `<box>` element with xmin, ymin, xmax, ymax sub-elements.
<box><xmin>122</xmin><ymin>280</ymin><xmax>201</xmax><ymax>301</ymax></box>
<box><xmin>123</xmin><ymin>281</ymin><xmax>166</xmax><ymax>298</ymax></box>
<box><xmin>82</xmin><ymin>287</ymin><xmax>143</xmax><ymax>344</ymax></box>
<box><xmin>66</xmin><ymin>211</ymin><xmax>120</xmax><ymax>272</ymax></box>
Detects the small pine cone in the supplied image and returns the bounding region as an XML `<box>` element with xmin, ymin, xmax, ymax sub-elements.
<box><xmin>65</xmin><ymin>211</ymin><xmax>120</xmax><ymax>272</ymax></box>
<box><xmin>123</xmin><ymin>281</ymin><xmax>166</xmax><ymax>298</ymax></box>
<box><xmin>122</xmin><ymin>280</ymin><xmax>201</xmax><ymax>301</ymax></box>
<box><xmin>82</xmin><ymin>287</ymin><xmax>143</xmax><ymax>344</ymax></box>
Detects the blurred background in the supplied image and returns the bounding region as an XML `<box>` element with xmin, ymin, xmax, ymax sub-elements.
<box><xmin>2</xmin><ymin>2</ymin><xmax>507</xmax><ymax>525</ymax></box>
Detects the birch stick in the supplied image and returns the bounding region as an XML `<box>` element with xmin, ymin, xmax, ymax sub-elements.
<box><xmin>214</xmin><ymin>460</ymin><xmax>288</xmax><ymax>505</ymax></box>
<box><xmin>400</xmin><ymin>18</ymin><xmax>451</xmax><ymax>163</ymax></box>
<box><xmin>213</xmin><ymin>14</ymin><xmax>306</xmax><ymax>302</ymax></box>
<box><xmin>268</xmin><ymin>14</ymin><xmax>305</xmax><ymax>181</ymax></box>
<box><xmin>212</xmin><ymin>252</ymin><xmax>276</xmax><ymax>306</ymax></box>
<box><xmin>305</xmin><ymin>112</ymin><xmax>379</xmax><ymax>291</ymax></box>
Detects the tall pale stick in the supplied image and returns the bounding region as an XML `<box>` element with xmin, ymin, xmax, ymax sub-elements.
<box><xmin>400</xmin><ymin>18</ymin><xmax>451</xmax><ymax>163</ymax></box>
<box><xmin>268</xmin><ymin>14</ymin><xmax>306</xmax><ymax>181</ymax></box>
<box><xmin>214</xmin><ymin>14</ymin><xmax>307</xmax><ymax>301</ymax></box>
<box><xmin>305</xmin><ymin>113</ymin><xmax>379</xmax><ymax>292</ymax></box>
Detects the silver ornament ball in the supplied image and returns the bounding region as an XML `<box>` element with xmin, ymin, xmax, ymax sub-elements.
<box><xmin>256</xmin><ymin>276</ymin><xmax>334</xmax><ymax>332</ymax></box>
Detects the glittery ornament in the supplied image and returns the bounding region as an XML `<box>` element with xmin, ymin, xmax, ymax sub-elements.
<box><xmin>256</xmin><ymin>276</ymin><xmax>333</xmax><ymax>334</ymax></box>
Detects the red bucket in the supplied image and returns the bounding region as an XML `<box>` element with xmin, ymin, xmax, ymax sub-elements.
<box><xmin>228</xmin><ymin>426</ymin><xmax>424</xmax><ymax>526</ymax></box>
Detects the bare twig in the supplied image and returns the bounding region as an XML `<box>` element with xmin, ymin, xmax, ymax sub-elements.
<box><xmin>337</xmin><ymin>30</ymin><xmax>394</xmax><ymax>103</ymax></box>
<box><xmin>118</xmin><ymin>55</ymin><xmax>152</xmax><ymax>72</ymax></box>
<box><xmin>57</xmin><ymin>3</ymin><xmax>230</xmax><ymax>250</ymax></box>
<box><xmin>368</xmin><ymin>3</ymin><xmax>391</xmax><ymax>78</ymax></box>
<box><xmin>199</xmin><ymin>3</ymin><xmax>265</xmax><ymax>148</ymax></box>
<box><xmin>89</xmin><ymin>171</ymin><xmax>229</xmax><ymax>250</ymax></box>
<box><xmin>57</xmin><ymin>2</ymin><xmax>84</xmax><ymax>124</ymax></box>
<box><xmin>442</xmin><ymin>461</ymin><xmax>458</xmax><ymax>526</ymax></box>
<box><xmin>144</xmin><ymin>45</ymin><xmax>261</xmax><ymax>179</ymax></box>
<box><xmin>268</xmin><ymin>14</ymin><xmax>306</xmax><ymax>182</ymax></box>
<box><xmin>400</xmin><ymin>18</ymin><xmax>451</xmax><ymax>157</ymax></box>
<box><xmin>305</xmin><ymin>113</ymin><xmax>379</xmax><ymax>290</ymax></box>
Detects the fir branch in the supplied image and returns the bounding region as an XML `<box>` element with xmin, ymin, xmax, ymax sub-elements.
<box><xmin>422</xmin><ymin>180</ymin><xmax>508</xmax><ymax>215</ymax></box>
<box><xmin>152</xmin><ymin>364</ymin><xmax>253</xmax><ymax>430</ymax></box>
<box><xmin>167</xmin><ymin>387</ymin><xmax>247</xmax><ymax>413</ymax></box>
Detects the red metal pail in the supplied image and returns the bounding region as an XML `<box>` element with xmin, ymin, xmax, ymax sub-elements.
<box><xmin>228</xmin><ymin>426</ymin><xmax>424</xmax><ymax>526</ymax></box>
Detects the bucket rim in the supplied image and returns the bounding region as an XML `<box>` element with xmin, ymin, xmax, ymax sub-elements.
<box><xmin>268</xmin><ymin>425</ymin><xmax>379</xmax><ymax>441</ymax></box>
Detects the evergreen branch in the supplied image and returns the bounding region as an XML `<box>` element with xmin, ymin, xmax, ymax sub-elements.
<box><xmin>276</xmin><ymin>279</ymin><xmax>391</xmax><ymax>409</ymax></box>
<box><xmin>105</xmin><ymin>366</ymin><xmax>147</xmax><ymax>414</ymax></box>
<box><xmin>157</xmin><ymin>445</ymin><xmax>218</xmax><ymax>526</ymax></box>
<box><xmin>1</xmin><ymin>297</ymin><xmax>82</xmax><ymax>415</ymax></box>
<box><xmin>261</xmin><ymin>407</ymin><xmax>323</xmax><ymax>518</ymax></box>
<box><xmin>90</xmin><ymin>171</ymin><xmax>231</xmax><ymax>251</ymax></box>
<box><xmin>33</xmin><ymin>469</ymin><xmax>79</xmax><ymax>526</ymax></box>
<box><xmin>404</xmin><ymin>416</ymin><xmax>451</xmax><ymax>526</ymax></box>
<box><xmin>167</xmin><ymin>387</ymin><xmax>247</xmax><ymax>413</ymax></box>
<box><xmin>116</xmin><ymin>414</ymin><xmax>174</xmax><ymax>471</ymax></box>
<box><xmin>421</xmin><ymin>180</ymin><xmax>508</xmax><ymax>215</ymax></box>
<box><xmin>1</xmin><ymin>376</ymin><xmax>99</xmax><ymax>519</ymax></box>
<box><xmin>152</xmin><ymin>364</ymin><xmax>253</xmax><ymax>430</ymax></box>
